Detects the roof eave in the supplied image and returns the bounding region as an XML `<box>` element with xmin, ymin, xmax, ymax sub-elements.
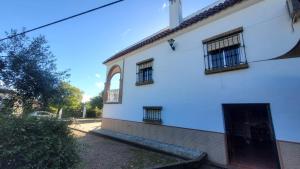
<box><xmin>102</xmin><ymin>0</ymin><xmax>244</xmax><ymax>65</ymax></box>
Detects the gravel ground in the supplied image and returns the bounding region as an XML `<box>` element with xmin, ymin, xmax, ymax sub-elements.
<box><xmin>73</xmin><ymin>130</ymin><xmax>183</xmax><ymax>169</ymax></box>
<box><xmin>71</xmin><ymin>121</ymin><xmax>222</xmax><ymax>169</ymax></box>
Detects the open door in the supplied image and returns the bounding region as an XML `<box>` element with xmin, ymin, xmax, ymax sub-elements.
<box><xmin>223</xmin><ymin>104</ymin><xmax>280</xmax><ymax>169</ymax></box>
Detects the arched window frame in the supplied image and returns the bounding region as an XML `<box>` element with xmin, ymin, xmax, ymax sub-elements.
<box><xmin>104</xmin><ymin>65</ymin><xmax>123</xmax><ymax>104</ymax></box>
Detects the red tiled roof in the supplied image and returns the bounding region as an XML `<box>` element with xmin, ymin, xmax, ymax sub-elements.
<box><xmin>103</xmin><ymin>0</ymin><xmax>243</xmax><ymax>64</ymax></box>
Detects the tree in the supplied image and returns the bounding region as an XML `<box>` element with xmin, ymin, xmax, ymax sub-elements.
<box><xmin>0</xmin><ymin>29</ymin><xmax>69</xmax><ymax>113</ymax></box>
<box><xmin>49</xmin><ymin>82</ymin><xmax>83</xmax><ymax>117</ymax></box>
<box><xmin>89</xmin><ymin>95</ymin><xmax>103</xmax><ymax>110</ymax></box>
<box><xmin>85</xmin><ymin>94</ymin><xmax>103</xmax><ymax>118</ymax></box>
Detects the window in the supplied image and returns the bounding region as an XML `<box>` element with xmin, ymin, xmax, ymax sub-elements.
<box><xmin>210</xmin><ymin>45</ymin><xmax>240</xmax><ymax>69</ymax></box>
<box><xmin>107</xmin><ymin>73</ymin><xmax>120</xmax><ymax>103</ymax></box>
<box><xmin>203</xmin><ymin>27</ymin><xmax>248</xmax><ymax>74</ymax></box>
<box><xmin>104</xmin><ymin>65</ymin><xmax>122</xmax><ymax>104</ymax></box>
<box><xmin>136</xmin><ymin>58</ymin><xmax>153</xmax><ymax>86</ymax></box>
<box><xmin>143</xmin><ymin>106</ymin><xmax>162</xmax><ymax>124</ymax></box>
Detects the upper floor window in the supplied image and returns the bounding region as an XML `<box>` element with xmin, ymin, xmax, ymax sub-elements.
<box><xmin>203</xmin><ymin>27</ymin><xmax>248</xmax><ymax>74</ymax></box>
<box><xmin>136</xmin><ymin>58</ymin><xmax>154</xmax><ymax>86</ymax></box>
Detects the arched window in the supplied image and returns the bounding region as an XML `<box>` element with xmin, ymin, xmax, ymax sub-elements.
<box><xmin>105</xmin><ymin>65</ymin><xmax>122</xmax><ymax>103</ymax></box>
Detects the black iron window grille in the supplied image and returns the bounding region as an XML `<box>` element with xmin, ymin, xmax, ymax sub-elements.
<box><xmin>203</xmin><ymin>28</ymin><xmax>248</xmax><ymax>74</ymax></box>
<box><xmin>136</xmin><ymin>58</ymin><xmax>154</xmax><ymax>86</ymax></box>
<box><xmin>143</xmin><ymin>106</ymin><xmax>162</xmax><ymax>124</ymax></box>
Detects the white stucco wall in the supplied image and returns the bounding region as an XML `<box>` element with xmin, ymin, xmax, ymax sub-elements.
<box><xmin>103</xmin><ymin>0</ymin><xmax>300</xmax><ymax>143</ymax></box>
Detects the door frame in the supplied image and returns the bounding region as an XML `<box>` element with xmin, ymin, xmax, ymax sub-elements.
<box><xmin>221</xmin><ymin>103</ymin><xmax>281</xmax><ymax>168</ymax></box>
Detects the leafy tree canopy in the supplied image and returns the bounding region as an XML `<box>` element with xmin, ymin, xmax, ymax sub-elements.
<box><xmin>49</xmin><ymin>82</ymin><xmax>83</xmax><ymax>114</ymax></box>
<box><xmin>89</xmin><ymin>95</ymin><xmax>103</xmax><ymax>110</ymax></box>
<box><xmin>84</xmin><ymin>94</ymin><xmax>103</xmax><ymax>118</ymax></box>
<box><xmin>0</xmin><ymin>29</ymin><xmax>69</xmax><ymax>112</ymax></box>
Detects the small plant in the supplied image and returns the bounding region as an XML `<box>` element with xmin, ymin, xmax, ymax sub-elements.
<box><xmin>0</xmin><ymin>115</ymin><xmax>80</xmax><ymax>169</ymax></box>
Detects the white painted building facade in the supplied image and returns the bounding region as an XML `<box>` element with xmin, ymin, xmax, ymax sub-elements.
<box><xmin>102</xmin><ymin>0</ymin><xmax>300</xmax><ymax>168</ymax></box>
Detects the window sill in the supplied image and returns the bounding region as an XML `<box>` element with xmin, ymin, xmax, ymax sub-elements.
<box><xmin>143</xmin><ymin>119</ymin><xmax>162</xmax><ymax>125</ymax></box>
<box><xmin>205</xmin><ymin>63</ymin><xmax>249</xmax><ymax>75</ymax></box>
<box><xmin>136</xmin><ymin>80</ymin><xmax>154</xmax><ymax>86</ymax></box>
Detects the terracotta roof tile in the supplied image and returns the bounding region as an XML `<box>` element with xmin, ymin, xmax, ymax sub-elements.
<box><xmin>103</xmin><ymin>0</ymin><xmax>243</xmax><ymax>64</ymax></box>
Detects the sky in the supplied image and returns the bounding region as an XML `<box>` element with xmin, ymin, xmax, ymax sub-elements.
<box><xmin>0</xmin><ymin>0</ymin><xmax>217</xmax><ymax>101</ymax></box>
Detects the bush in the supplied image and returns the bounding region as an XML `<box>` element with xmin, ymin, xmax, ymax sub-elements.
<box><xmin>95</xmin><ymin>108</ymin><xmax>102</xmax><ymax>118</ymax></box>
<box><xmin>0</xmin><ymin>115</ymin><xmax>80</xmax><ymax>169</ymax></box>
<box><xmin>61</xmin><ymin>108</ymin><xmax>82</xmax><ymax>118</ymax></box>
<box><xmin>86</xmin><ymin>107</ymin><xmax>102</xmax><ymax>118</ymax></box>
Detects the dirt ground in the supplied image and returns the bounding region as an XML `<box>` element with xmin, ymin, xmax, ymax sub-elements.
<box><xmin>73</xmin><ymin>130</ymin><xmax>183</xmax><ymax>169</ymax></box>
<box><xmin>70</xmin><ymin>120</ymin><xmax>222</xmax><ymax>169</ymax></box>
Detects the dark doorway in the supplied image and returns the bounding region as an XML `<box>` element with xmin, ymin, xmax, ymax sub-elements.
<box><xmin>223</xmin><ymin>104</ymin><xmax>280</xmax><ymax>169</ymax></box>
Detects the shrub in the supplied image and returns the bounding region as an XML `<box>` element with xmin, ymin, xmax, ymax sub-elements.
<box><xmin>86</xmin><ymin>107</ymin><xmax>102</xmax><ymax>118</ymax></box>
<box><xmin>0</xmin><ymin>115</ymin><xmax>80</xmax><ymax>169</ymax></box>
<box><xmin>61</xmin><ymin>108</ymin><xmax>82</xmax><ymax>118</ymax></box>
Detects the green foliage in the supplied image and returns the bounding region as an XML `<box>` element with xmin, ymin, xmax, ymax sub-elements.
<box><xmin>0</xmin><ymin>98</ymin><xmax>14</xmax><ymax>114</ymax></box>
<box><xmin>86</xmin><ymin>106</ymin><xmax>102</xmax><ymax>118</ymax></box>
<box><xmin>89</xmin><ymin>95</ymin><xmax>103</xmax><ymax>110</ymax></box>
<box><xmin>0</xmin><ymin>29</ymin><xmax>69</xmax><ymax>112</ymax></box>
<box><xmin>49</xmin><ymin>82</ymin><xmax>83</xmax><ymax>118</ymax></box>
<box><xmin>0</xmin><ymin>115</ymin><xmax>80</xmax><ymax>169</ymax></box>
<box><xmin>61</xmin><ymin>108</ymin><xmax>82</xmax><ymax>118</ymax></box>
<box><xmin>85</xmin><ymin>95</ymin><xmax>103</xmax><ymax>118</ymax></box>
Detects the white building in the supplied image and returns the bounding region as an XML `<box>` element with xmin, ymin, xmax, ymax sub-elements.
<box><xmin>102</xmin><ymin>0</ymin><xmax>300</xmax><ymax>168</ymax></box>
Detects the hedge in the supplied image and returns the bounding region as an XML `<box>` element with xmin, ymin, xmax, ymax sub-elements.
<box><xmin>0</xmin><ymin>115</ymin><xmax>80</xmax><ymax>169</ymax></box>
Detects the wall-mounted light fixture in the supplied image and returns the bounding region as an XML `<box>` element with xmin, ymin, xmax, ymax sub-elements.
<box><xmin>168</xmin><ymin>39</ymin><xmax>176</xmax><ymax>51</ymax></box>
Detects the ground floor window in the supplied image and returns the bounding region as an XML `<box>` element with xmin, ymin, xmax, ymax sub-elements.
<box><xmin>143</xmin><ymin>106</ymin><xmax>162</xmax><ymax>124</ymax></box>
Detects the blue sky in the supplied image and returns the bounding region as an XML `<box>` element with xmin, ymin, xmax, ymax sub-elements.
<box><xmin>0</xmin><ymin>0</ymin><xmax>217</xmax><ymax>101</ymax></box>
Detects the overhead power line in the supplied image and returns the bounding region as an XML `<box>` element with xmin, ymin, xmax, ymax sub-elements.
<box><xmin>0</xmin><ymin>0</ymin><xmax>124</xmax><ymax>42</ymax></box>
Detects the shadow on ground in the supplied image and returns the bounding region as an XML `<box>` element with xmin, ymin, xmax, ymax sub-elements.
<box><xmin>70</xmin><ymin>120</ymin><xmax>222</xmax><ymax>169</ymax></box>
<box><xmin>73</xmin><ymin>130</ymin><xmax>183</xmax><ymax>169</ymax></box>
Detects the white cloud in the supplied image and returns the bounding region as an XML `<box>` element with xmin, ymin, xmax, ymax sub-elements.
<box><xmin>95</xmin><ymin>82</ymin><xmax>105</xmax><ymax>91</ymax></box>
<box><xmin>162</xmin><ymin>2</ymin><xmax>168</xmax><ymax>10</ymax></box>
<box><xmin>95</xmin><ymin>73</ymin><xmax>101</xmax><ymax>78</ymax></box>
<box><xmin>82</xmin><ymin>94</ymin><xmax>91</xmax><ymax>103</ymax></box>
